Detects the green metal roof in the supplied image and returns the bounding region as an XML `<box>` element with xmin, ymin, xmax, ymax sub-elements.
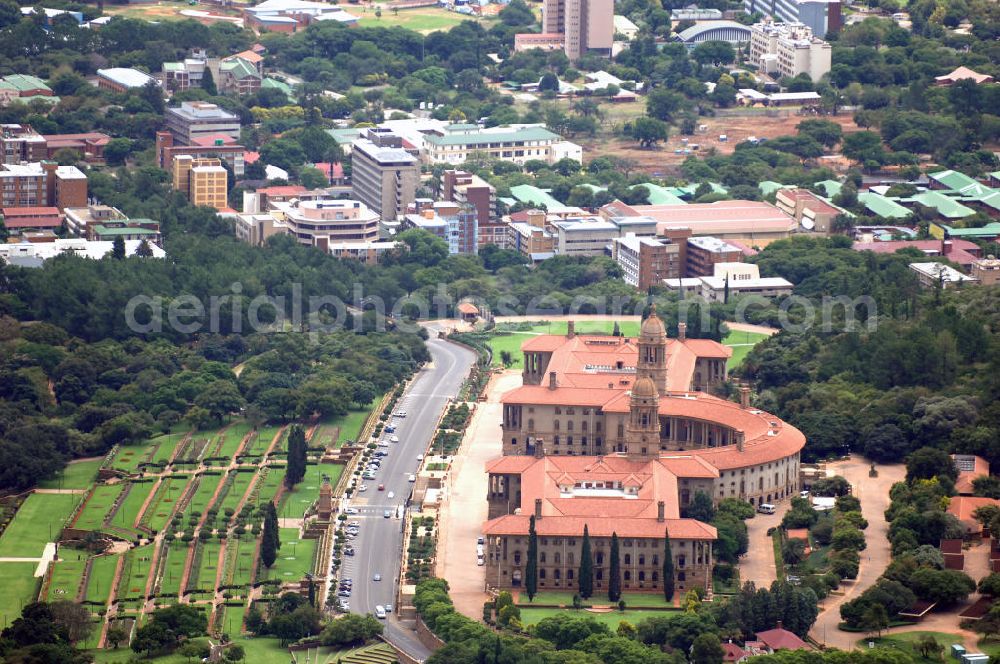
<box><xmin>815</xmin><ymin>180</ymin><xmax>842</xmax><ymax>198</ymax></box>
<box><xmin>577</xmin><ymin>183</ymin><xmax>607</xmax><ymax>193</ymax></box>
<box><xmin>262</xmin><ymin>77</ymin><xmax>293</xmax><ymax>99</ymax></box>
<box><xmin>759</xmin><ymin>181</ymin><xmax>794</xmax><ymax>196</ymax></box>
<box><xmin>91</xmin><ymin>224</ymin><xmax>159</xmax><ymax>236</ymax></box>
<box><xmin>665</xmin><ymin>182</ymin><xmax>728</xmax><ymax>198</ymax></box>
<box><xmin>510</xmin><ymin>184</ymin><xmax>565</xmax><ymax>209</ymax></box>
<box><xmin>2</xmin><ymin>74</ymin><xmax>51</xmax><ymax>92</ymax></box>
<box><xmin>904</xmin><ymin>191</ymin><xmax>976</xmax><ymax>219</ymax></box>
<box><xmin>220</xmin><ymin>58</ymin><xmax>260</xmax><ymax>81</ymax></box>
<box><xmin>858</xmin><ymin>192</ymin><xmax>912</xmax><ymax>219</ymax></box>
<box><xmin>928</xmin><ymin>169</ymin><xmax>979</xmax><ymax>191</ymax></box>
<box><xmin>327</xmin><ymin>128</ymin><xmax>361</xmax><ymax>145</ymax></box>
<box><xmin>425</xmin><ymin>126</ymin><xmax>560</xmax><ymax>147</ymax></box>
<box><xmin>635</xmin><ymin>183</ymin><xmax>686</xmax><ymax>205</ymax></box>
<box><xmin>163</xmin><ymin>62</ymin><xmax>185</xmax><ymax>72</ymax></box>
<box><xmin>937</xmin><ymin>222</ymin><xmax>1000</xmax><ymax>238</ymax></box>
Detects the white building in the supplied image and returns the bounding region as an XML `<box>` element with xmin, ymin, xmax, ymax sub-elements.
<box><xmin>748</xmin><ymin>21</ymin><xmax>831</xmax><ymax>81</ymax></box>
<box><xmin>613</xmin><ymin>15</ymin><xmax>639</xmax><ymax>39</ymax></box>
<box><xmin>0</xmin><ymin>238</ymin><xmax>164</xmax><ymax>267</ymax></box>
<box><xmin>698</xmin><ymin>262</ymin><xmax>794</xmax><ymax>301</ymax></box>
<box><xmin>96</xmin><ymin>68</ymin><xmax>158</xmax><ymax>92</ymax></box>
<box><xmin>422</xmin><ymin>124</ymin><xmax>582</xmax><ymax>166</ymax></box>
<box><xmin>552</xmin><ymin>217</ymin><xmax>619</xmax><ymax>256</ymax></box>
<box><xmin>270</xmin><ymin>199</ymin><xmax>380</xmax><ymax>251</ymax></box>
<box><xmin>909</xmin><ymin>262</ymin><xmax>979</xmax><ymax>289</ymax></box>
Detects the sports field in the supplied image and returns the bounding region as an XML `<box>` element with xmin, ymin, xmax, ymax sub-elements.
<box><xmin>355</xmin><ymin>5</ymin><xmax>490</xmax><ymax>33</ymax></box>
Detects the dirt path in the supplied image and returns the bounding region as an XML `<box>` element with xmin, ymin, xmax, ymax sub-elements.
<box><xmin>809</xmin><ymin>456</ymin><xmax>906</xmax><ymax>649</ymax></box>
<box><xmin>97</xmin><ymin>553</ymin><xmax>127</xmax><ymax>647</ymax></box>
<box><xmin>34</xmin><ymin>488</ymin><xmax>87</xmax><ymax>494</ymax></box>
<box><xmin>435</xmin><ymin>370</ymin><xmax>521</xmax><ymax>620</ymax></box>
<box><xmin>726</xmin><ymin>322</ymin><xmax>780</xmax><ymax>336</ymax></box>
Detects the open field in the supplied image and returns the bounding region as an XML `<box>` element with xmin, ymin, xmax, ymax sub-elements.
<box><xmin>261</xmin><ymin>527</ymin><xmax>316</xmax><ymax>582</ymax></box>
<box><xmin>519</xmin><ymin>606</ymin><xmax>675</xmax><ymax>628</ymax></box>
<box><xmin>0</xmin><ymin>563</ymin><xmax>41</xmax><ymax>628</ymax></box>
<box><xmin>355</xmin><ymin>4</ymin><xmax>492</xmax><ymax>33</ymax></box>
<box><xmin>858</xmin><ymin>631</ymin><xmax>963</xmax><ymax>660</ymax></box>
<box><xmin>519</xmin><ymin>590</ymin><xmax>677</xmax><ymax>608</ymax></box>
<box><xmin>103</xmin><ymin>1</ymin><xmax>243</xmax><ymax>23</ymax></box>
<box><xmin>39</xmin><ymin>458</ymin><xmax>103</xmax><ymax>490</ymax></box>
<box><xmin>0</xmin><ymin>493</ymin><xmax>80</xmax><ymax>557</ymax></box>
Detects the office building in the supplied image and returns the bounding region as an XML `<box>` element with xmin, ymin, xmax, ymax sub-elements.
<box><xmin>234</xmin><ymin>213</ymin><xmax>287</xmax><ymax>246</ymax></box>
<box><xmin>2</xmin><ymin>124</ymin><xmax>110</xmax><ymax>164</ymax></box>
<box><xmin>96</xmin><ymin>68</ymin><xmax>158</xmax><ymax>93</ymax></box>
<box><xmin>271</xmin><ymin>199</ymin><xmax>380</xmax><ymax>252</ymax></box>
<box><xmin>552</xmin><ymin>218</ymin><xmax>619</xmax><ymax>256</ymax></box>
<box><xmin>0</xmin><ymin>238</ymin><xmax>164</xmax><ymax>267</ymax></box>
<box><xmin>162</xmin><ymin>59</ymin><xmax>207</xmax><ymax>92</ymax></box>
<box><xmin>909</xmin><ymin>262</ymin><xmax>978</xmax><ymax>289</ymax></box>
<box><xmin>508</xmin><ymin>210</ymin><xmax>556</xmax><ymax>260</ymax></box>
<box><xmin>607</xmin><ymin>200</ymin><xmax>797</xmax><ymax>248</ymax></box>
<box><xmin>613</xmin><ymin>234</ymin><xmax>683</xmax><ymax>289</ymax></box>
<box><xmin>0</xmin><ymin>161</ymin><xmax>87</xmax><ymax>210</ymax></box>
<box><xmin>971</xmin><ymin>256</ymin><xmax>1000</xmax><ymax>286</ymax></box>
<box><xmin>686</xmin><ymin>236</ymin><xmax>745</xmax><ymax>277</ymax></box>
<box><xmin>423</xmin><ymin>124</ymin><xmax>582</xmax><ymax>166</ymax></box>
<box><xmin>697</xmin><ymin>262</ymin><xmax>794</xmax><ymax>301</ymax></box>
<box><xmin>351</xmin><ymin>130</ymin><xmax>420</xmax><ymax>222</ymax></box>
<box><xmin>64</xmin><ymin>204</ymin><xmax>160</xmax><ymax>242</ymax></box>
<box><xmin>164</xmin><ymin>102</ymin><xmax>242</xmax><ymax>146</ymax></box>
<box><xmin>748</xmin><ymin>22</ymin><xmax>831</xmax><ymax>81</ymax></box>
<box><xmin>538</xmin><ymin>0</ymin><xmax>614</xmax><ymax>60</ymax></box>
<box><xmin>155</xmin><ymin>131</ymin><xmax>245</xmax><ymax>177</ymax></box>
<box><xmin>172</xmin><ymin>156</ymin><xmax>228</xmax><ymax>210</ymax></box>
<box><xmin>441</xmin><ymin>169</ymin><xmax>502</xmax><ymax>247</ymax></box>
<box><xmin>743</xmin><ymin>0</ymin><xmax>841</xmax><ymax>37</ymax></box>
<box><xmin>403</xmin><ymin>201</ymin><xmax>479</xmax><ymax>255</ymax></box>
<box><xmin>0</xmin><ymin>207</ymin><xmax>63</xmax><ymax>234</ymax></box>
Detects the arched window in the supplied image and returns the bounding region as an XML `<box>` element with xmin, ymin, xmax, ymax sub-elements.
<box><xmin>624</xmin><ymin>554</ymin><xmax>631</xmax><ymax>565</ymax></box>
<box><xmin>554</xmin><ymin>552</ymin><xmax>561</xmax><ymax>564</ymax></box>
<box><xmin>567</xmin><ymin>420</ymin><xmax>574</xmax><ymax>431</ymax></box>
<box><xmin>554</xmin><ymin>569</ymin><xmax>561</xmax><ymax>580</ymax></box>
<box><xmin>624</xmin><ymin>571</ymin><xmax>631</xmax><ymax>581</ymax></box>
<box><xmin>639</xmin><ymin>571</ymin><xmax>645</xmax><ymax>581</ymax></box>
<box><xmin>653</xmin><ymin>572</ymin><xmax>659</xmax><ymax>581</ymax></box>
<box><xmin>540</xmin><ymin>552</ymin><xmax>547</xmax><ymax>563</ymax></box>
<box><xmin>638</xmin><ymin>555</ymin><xmax>645</xmax><ymax>566</ymax></box>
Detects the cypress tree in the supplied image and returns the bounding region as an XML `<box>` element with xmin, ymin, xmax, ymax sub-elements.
<box><xmin>608</xmin><ymin>532</ymin><xmax>621</xmax><ymax>603</ymax></box>
<box><xmin>261</xmin><ymin>502</ymin><xmax>280</xmax><ymax>568</ymax></box>
<box><xmin>663</xmin><ymin>527</ymin><xmax>675</xmax><ymax>602</ymax></box>
<box><xmin>111</xmin><ymin>235</ymin><xmax>126</xmax><ymax>260</ymax></box>
<box><xmin>578</xmin><ymin>524</ymin><xmax>594</xmax><ymax>599</ymax></box>
<box><xmin>202</xmin><ymin>67</ymin><xmax>217</xmax><ymax>96</ymax></box>
<box><xmin>525</xmin><ymin>515</ymin><xmax>538</xmax><ymax>601</ymax></box>
<box><xmin>285</xmin><ymin>424</ymin><xmax>307</xmax><ymax>488</ymax></box>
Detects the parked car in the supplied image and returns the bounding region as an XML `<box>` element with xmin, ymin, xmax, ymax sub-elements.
<box><xmin>358</xmin><ymin>484</ymin><xmax>368</xmax><ymax>492</ymax></box>
<box><xmin>344</xmin><ymin>508</ymin><xmax>359</xmax><ymax>515</ymax></box>
<box><xmin>373</xmin><ymin>573</ymin><xmax>382</xmax><ymax>581</ymax></box>
<box><xmin>387</xmin><ymin>491</ymin><xmax>395</xmax><ymax>499</ymax></box>
<box><xmin>383</xmin><ymin>509</ymin><xmax>392</xmax><ymax>518</ymax></box>
<box><xmin>375</xmin><ymin>605</ymin><xmax>386</xmax><ymax>619</ymax></box>
<box><xmin>378</xmin><ymin>484</ymin><xmax>385</xmax><ymax>491</ymax></box>
<box><xmin>416</xmin><ymin>454</ymin><xmax>424</xmax><ymax>461</ymax></box>
<box><xmin>408</xmin><ymin>474</ymin><xmax>416</xmax><ymax>482</ymax></box>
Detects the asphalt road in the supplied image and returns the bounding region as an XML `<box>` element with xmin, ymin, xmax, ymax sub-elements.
<box><xmin>336</xmin><ymin>336</ymin><xmax>476</xmax><ymax>660</ymax></box>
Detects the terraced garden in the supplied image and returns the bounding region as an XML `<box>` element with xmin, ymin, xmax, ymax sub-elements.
<box><xmin>85</xmin><ymin>554</ymin><xmax>120</xmax><ymax>605</ymax></box>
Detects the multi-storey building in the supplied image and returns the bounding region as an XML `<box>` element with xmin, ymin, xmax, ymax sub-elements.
<box><xmin>441</xmin><ymin>170</ymin><xmax>502</xmax><ymax>247</ymax></box>
<box><xmin>743</xmin><ymin>0</ymin><xmax>841</xmax><ymax>37</ymax></box>
<box><xmin>484</xmin><ymin>311</ymin><xmax>806</xmax><ymax>594</ymax></box>
<box><xmin>613</xmin><ymin>234</ymin><xmax>683</xmax><ymax>289</ymax></box>
<box><xmin>155</xmin><ymin>131</ymin><xmax>246</xmax><ymax>177</ymax></box>
<box><xmin>218</xmin><ymin>56</ymin><xmax>262</xmax><ymax>96</ymax></box>
<box><xmin>535</xmin><ymin>0</ymin><xmax>614</xmax><ymax>60</ymax></box>
<box><xmin>423</xmin><ymin>125</ymin><xmax>582</xmax><ymax>167</ymax></box>
<box><xmin>553</xmin><ymin>218</ymin><xmax>619</xmax><ymax>256</ymax></box>
<box><xmin>271</xmin><ymin>199</ymin><xmax>380</xmax><ymax>252</ymax></box>
<box><xmin>697</xmin><ymin>262</ymin><xmax>794</xmax><ymax>302</ymax></box>
<box><xmin>0</xmin><ymin>75</ymin><xmax>57</xmax><ymax>107</ymax></box>
<box><xmin>96</xmin><ymin>68</ymin><xmax>158</xmax><ymax>93</ymax></box>
<box><xmin>0</xmin><ymin>161</ymin><xmax>87</xmax><ymax>210</ymax></box>
<box><xmin>350</xmin><ymin>131</ymin><xmax>420</xmax><ymax>222</ymax></box>
<box><xmin>1</xmin><ymin>124</ymin><xmax>111</xmax><ymax>164</ymax></box>
<box><xmin>686</xmin><ymin>236</ymin><xmax>745</xmax><ymax>277</ymax></box>
<box><xmin>162</xmin><ymin>59</ymin><xmax>207</xmax><ymax>92</ymax></box>
<box><xmin>172</xmin><ymin>156</ymin><xmax>228</xmax><ymax>210</ymax></box>
<box><xmin>774</xmin><ymin>188</ymin><xmax>841</xmax><ymax>234</ymax></box>
<box><xmin>233</xmin><ymin>213</ymin><xmax>288</xmax><ymax>247</ymax></box>
<box><xmin>63</xmin><ymin>204</ymin><xmax>161</xmax><ymax>242</ymax></box>
<box><xmin>508</xmin><ymin>211</ymin><xmax>556</xmax><ymax>259</ymax></box>
<box><xmin>164</xmin><ymin>102</ymin><xmax>242</xmax><ymax>147</ymax></box>
<box><xmin>748</xmin><ymin>21</ymin><xmax>832</xmax><ymax>81</ymax></box>
<box><xmin>403</xmin><ymin>202</ymin><xmax>479</xmax><ymax>255</ymax></box>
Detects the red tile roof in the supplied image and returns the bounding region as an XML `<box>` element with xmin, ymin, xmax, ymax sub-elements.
<box><xmin>948</xmin><ymin>496</ymin><xmax>1000</xmax><ymax>527</ymax></box>
<box><xmin>312</xmin><ymin>162</ymin><xmax>345</xmax><ymax>179</ymax></box>
<box><xmin>631</xmin><ymin>201</ymin><xmax>797</xmax><ymax>235</ymax></box>
<box><xmin>257</xmin><ymin>185</ymin><xmax>307</xmax><ymax>197</ymax></box>
<box><xmin>723</xmin><ymin>643</ymin><xmax>748</xmax><ymax>661</ymax></box>
<box><xmin>755</xmin><ymin>628</ymin><xmax>808</xmax><ymax>651</ymax></box>
<box><xmin>953</xmin><ymin>454</ymin><xmax>990</xmax><ymax>495</ymax></box>
<box><xmin>852</xmin><ymin>239</ymin><xmax>980</xmax><ymax>267</ymax></box>
<box><xmin>484</xmin><ymin>514</ymin><xmax>716</xmax><ymax>539</ymax></box>
<box><xmin>244</xmin><ymin>151</ymin><xmax>260</xmax><ymax>164</ymax></box>
<box><xmin>192</xmin><ymin>134</ymin><xmax>240</xmax><ymax>147</ymax></box>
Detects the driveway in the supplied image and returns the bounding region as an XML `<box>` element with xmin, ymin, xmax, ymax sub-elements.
<box><xmin>435</xmin><ymin>370</ymin><xmax>522</xmax><ymax>620</ymax></box>
<box><xmin>810</xmin><ymin>455</ymin><xmax>906</xmax><ymax>649</ymax></box>
<box><xmin>739</xmin><ymin>501</ymin><xmax>790</xmax><ymax>590</ymax></box>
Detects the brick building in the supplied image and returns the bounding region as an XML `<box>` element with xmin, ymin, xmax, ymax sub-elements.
<box><xmin>441</xmin><ymin>169</ymin><xmax>502</xmax><ymax>247</ymax></box>
<box><xmin>0</xmin><ymin>162</ymin><xmax>87</xmax><ymax>210</ymax></box>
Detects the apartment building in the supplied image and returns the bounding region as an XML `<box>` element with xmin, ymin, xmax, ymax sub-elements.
<box><xmin>234</xmin><ymin>212</ymin><xmax>288</xmax><ymax>246</ymax></box>
<box><xmin>218</xmin><ymin>56</ymin><xmax>262</xmax><ymax>96</ymax></box>
<box><xmin>441</xmin><ymin>169</ymin><xmax>503</xmax><ymax>247</ymax></box>
<box><xmin>537</xmin><ymin>0</ymin><xmax>614</xmax><ymax>60</ymax></box>
<box><xmin>96</xmin><ymin>68</ymin><xmax>158</xmax><ymax>93</ymax></box>
<box><xmin>155</xmin><ymin>131</ymin><xmax>245</xmax><ymax>177</ymax></box>
<box><xmin>63</xmin><ymin>204</ymin><xmax>161</xmax><ymax>242</ymax></box>
<box><xmin>748</xmin><ymin>22</ymin><xmax>831</xmax><ymax>81</ymax></box>
<box><xmin>423</xmin><ymin>125</ymin><xmax>582</xmax><ymax>167</ymax></box>
<box><xmin>613</xmin><ymin>234</ymin><xmax>683</xmax><ymax>289</ymax></box>
<box><xmin>271</xmin><ymin>199</ymin><xmax>380</xmax><ymax>252</ymax></box>
<box><xmin>172</xmin><ymin>156</ymin><xmax>228</xmax><ymax>210</ymax></box>
<box><xmin>162</xmin><ymin>59</ymin><xmax>207</xmax><ymax>92</ymax></box>
<box><xmin>402</xmin><ymin>201</ymin><xmax>479</xmax><ymax>255</ymax></box>
<box><xmin>743</xmin><ymin>0</ymin><xmax>841</xmax><ymax>37</ymax></box>
<box><xmin>350</xmin><ymin>131</ymin><xmax>420</xmax><ymax>222</ymax></box>
<box><xmin>0</xmin><ymin>207</ymin><xmax>63</xmax><ymax>234</ymax></box>
<box><xmin>0</xmin><ymin>161</ymin><xmax>87</xmax><ymax>210</ymax></box>
<box><xmin>685</xmin><ymin>236</ymin><xmax>744</xmax><ymax>278</ymax></box>
<box><xmin>1</xmin><ymin>124</ymin><xmax>110</xmax><ymax>164</ymax></box>
<box><xmin>508</xmin><ymin>210</ymin><xmax>557</xmax><ymax>259</ymax></box>
<box><xmin>164</xmin><ymin>102</ymin><xmax>242</xmax><ymax>146</ymax></box>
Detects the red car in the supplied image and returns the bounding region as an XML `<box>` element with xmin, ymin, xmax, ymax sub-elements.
<box><xmin>378</xmin><ymin>484</ymin><xmax>385</xmax><ymax>491</ymax></box>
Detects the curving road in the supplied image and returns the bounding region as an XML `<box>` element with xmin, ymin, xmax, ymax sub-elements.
<box><xmin>335</xmin><ymin>336</ymin><xmax>476</xmax><ymax>660</ymax></box>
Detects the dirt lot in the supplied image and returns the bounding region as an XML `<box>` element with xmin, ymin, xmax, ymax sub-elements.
<box><xmin>577</xmin><ymin>109</ymin><xmax>863</xmax><ymax>176</ymax></box>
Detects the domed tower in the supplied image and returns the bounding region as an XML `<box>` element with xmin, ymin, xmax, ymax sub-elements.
<box><xmin>625</xmin><ymin>376</ymin><xmax>661</xmax><ymax>457</ymax></box>
<box><xmin>637</xmin><ymin>305</ymin><xmax>668</xmax><ymax>395</ymax></box>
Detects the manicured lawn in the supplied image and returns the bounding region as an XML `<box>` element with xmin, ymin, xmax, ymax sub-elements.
<box><xmin>157</xmin><ymin>542</ymin><xmax>189</xmax><ymax>598</ymax></box>
<box><xmin>39</xmin><ymin>458</ymin><xmax>103</xmax><ymax>490</ymax></box>
<box><xmin>520</xmin><ymin>590</ymin><xmax>676</xmax><ymax>608</ymax></box>
<box><xmin>46</xmin><ymin>557</ymin><xmax>87</xmax><ymax>601</ymax></box>
<box><xmin>215</xmin><ymin>470</ymin><xmax>256</xmax><ymax>515</ymax></box>
<box><xmin>75</xmin><ymin>485</ymin><xmax>125</xmax><ymax>531</ymax></box>
<box><xmin>335</xmin><ymin>407</ymin><xmax>374</xmax><ymax>445</ymax></box>
<box><xmin>261</xmin><ymin>528</ymin><xmax>315</xmax><ymax>582</ymax></box>
<box><xmin>857</xmin><ymin>631</ymin><xmax>963</xmax><ymax>659</ymax></box>
<box><xmin>141</xmin><ymin>477</ymin><xmax>189</xmax><ymax>533</ymax></box>
<box><xmin>112</xmin><ymin>482</ymin><xmax>156</xmax><ymax>533</ymax></box>
<box><xmin>218</xmin><ymin>604</ymin><xmax>246</xmax><ymax>637</ymax></box>
<box><xmin>223</xmin><ymin>535</ymin><xmax>255</xmax><ymax>588</ymax></box>
<box><xmin>85</xmin><ymin>554</ymin><xmax>120</xmax><ymax>604</ymax></box>
<box><xmin>0</xmin><ymin>562</ymin><xmax>42</xmax><ymax>628</ymax></box>
<box><xmin>186</xmin><ymin>472</ymin><xmax>224</xmax><ymax>517</ymax></box>
<box><xmin>355</xmin><ymin>5</ymin><xmax>483</xmax><ymax>33</ymax></box>
<box><xmin>721</xmin><ymin>329</ymin><xmax>769</xmax><ymax>368</ymax></box>
<box><xmin>255</xmin><ymin>465</ymin><xmax>287</xmax><ymax>505</ymax></box>
<box><xmin>192</xmin><ymin>541</ymin><xmax>223</xmax><ymax>592</ymax></box>
<box><xmin>245</xmin><ymin>426</ymin><xmax>283</xmax><ymax>457</ymax></box>
<box><xmin>117</xmin><ymin>545</ymin><xmax>154</xmax><ymax>600</ymax></box>
<box><xmin>278</xmin><ymin>470</ymin><xmax>334</xmax><ymax>520</ymax></box>
<box><xmin>518</xmin><ymin>606</ymin><xmax>674</xmax><ymax>628</ymax></box>
<box><xmin>111</xmin><ymin>440</ymin><xmax>157</xmax><ymax>473</ymax></box>
<box><xmin>0</xmin><ymin>493</ymin><xmax>80</xmax><ymax>557</ymax></box>
<box><xmin>216</xmin><ymin>422</ymin><xmax>251</xmax><ymax>459</ymax></box>
<box><xmin>150</xmin><ymin>433</ymin><xmax>188</xmax><ymax>465</ymax></box>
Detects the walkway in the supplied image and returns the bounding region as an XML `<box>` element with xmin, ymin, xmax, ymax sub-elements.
<box><xmin>0</xmin><ymin>542</ymin><xmax>58</xmax><ymax>577</ymax></box>
<box><xmin>435</xmin><ymin>370</ymin><xmax>520</xmax><ymax>620</ymax></box>
<box><xmin>809</xmin><ymin>455</ymin><xmax>905</xmax><ymax>649</ymax></box>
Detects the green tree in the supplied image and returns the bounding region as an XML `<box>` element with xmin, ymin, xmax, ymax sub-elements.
<box><xmin>860</xmin><ymin>603</ymin><xmax>889</xmax><ymax>638</ymax></box>
<box><xmin>526</xmin><ymin>515</ymin><xmax>538</xmax><ymax>601</ymax></box>
<box><xmin>691</xmin><ymin>632</ymin><xmax>725</xmax><ymax>664</ymax></box>
<box><xmin>579</xmin><ymin>524</ymin><xmax>594</xmax><ymax>599</ymax></box>
<box><xmin>608</xmin><ymin>532</ymin><xmax>621</xmax><ymax>603</ymax></box>
<box><xmin>663</xmin><ymin>527</ymin><xmax>674</xmax><ymax>602</ymax></box>
<box><xmin>299</xmin><ymin>166</ymin><xmax>328</xmax><ymax>190</ymax></box>
<box><xmin>629</xmin><ymin>117</ymin><xmax>669</xmax><ymax>148</ymax></box>
<box><xmin>202</xmin><ymin>67</ymin><xmax>217</xmax><ymax>96</ymax></box>
<box><xmin>285</xmin><ymin>424</ymin><xmax>307</xmax><ymax>488</ymax></box>
<box><xmin>683</xmin><ymin>491</ymin><xmax>716</xmax><ymax>522</ymax></box>
<box><xmin>261</xmin><ymin>502</ymin><xmax>280</xmax><ymax>568</ymax></box>
<box><xmin>103</xmin><ymin>138</ymin><xmax>134</xmax><ymax>166</ymax></box>
<box><xmin>111</xmin><ymin>236</ymin><xmax>126</xmax><ymax>260</ymax></box>
<box><xmin>135</xmin><ymin>238</ymin><xmax>154</xmax><ymax>258</ymax></box>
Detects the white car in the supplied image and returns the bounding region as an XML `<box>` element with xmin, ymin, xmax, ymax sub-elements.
<box><xmin>387</xmin><ymin>491</ymin><xmax>395</xmax><ymax>499</ymax></box>
<box><xmin>344</xmin><ymin>507</ymin><xmax>359</xmax><ymax>515</ymax></box>
<box><xmin>359</xmin><ymin>484</ymin><xmax>368</xmax><ymax>492</ymax></box>
<box><xmin>390</xmin><ymin>435</ymin><xmax>400</xmax><ymax>443</ymax></box>
<box><xmin>416</xmin><ymin>454</ymin><xmax>424</xmax><ymax>461</ymax></box>
<box><xmin>395</xmin><ymin>411</ymin><xmax>407</xmax><ymax>417</ymax></box>
<box><xmin>408</xmin><ymin>474</ymin><xmax>416</xmax><ymax>482</ymax></box>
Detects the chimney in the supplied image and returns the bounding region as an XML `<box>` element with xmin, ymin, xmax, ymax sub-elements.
<box><xmin>678</xmin><ymin>322</ymin><xmax>687</xmax><ymax>341</ymax></box>
<box><xmin>567</xmin><ymin>321</ymin><xmax>575</xmax><ymax>338</ymax></box>
<box><xmin>776</xmin><ymin>620</ymin><xmax>783</xmax><ymax>631</ymax></box>
<box><xmin>548</xmin><ymin>371</ymin><xmax>558</xmax><ymax>390</ymax></box>
<box><xmin>735</xmin><ymin>430</ymin><xmax>745</xmax><ymax>452</ymax></box>
<box><xmin>739</xmin><ymin>386</ymin><xmax>751</xmax><ymax>409</ymax></box>
<box><xmin>657</xmin><ymin>501</ymin><xmax>665</xmax><ymax>522</ymax></box>
<box><xmin>534</xmin><ymin>498</ymin><xmax>543</xmax><ymax>519</ymax></box>
<box><xmin>534</xmin><ymin>438</ymin><xmax>545</xmax><ymax>458</ymax></box>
